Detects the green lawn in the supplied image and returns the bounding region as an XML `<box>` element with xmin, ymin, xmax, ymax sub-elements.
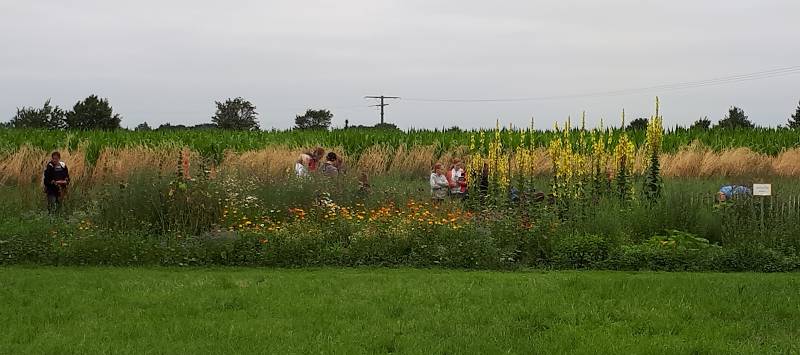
<box><xmin>1</xmin><ymin>268</ymin><xmax>798</xmax><ymax>354</ymax></box>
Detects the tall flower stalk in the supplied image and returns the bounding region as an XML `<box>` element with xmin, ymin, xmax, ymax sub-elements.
<box><xmin>643</xmin><ymin>98</ymin><xmax>664</xmax><ymax>202</ymax></box>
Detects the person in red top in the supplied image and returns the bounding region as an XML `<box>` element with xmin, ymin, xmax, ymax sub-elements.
<box><xmin>298</xmin><ymin>147</ymin><xmax>325</xmax><ymax>172</ymax></box>
<box><xmin>446</xmin><ymin>159</ymin><xmax>467</xmax><ymax>199</ymax></box>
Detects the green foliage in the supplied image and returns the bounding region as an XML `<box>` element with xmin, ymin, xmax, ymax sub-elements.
<box><xmin>648</xmin><ymin>230</ymin><xmax>717</xmax><ymax>251</ymax></box>
<box><xmin>88</xmin><ymin>173</ymin><xmax>222</xmax><ymax>236</ymax></box>
<box><xmin>134</xmin><ymin>122</ymin><xmax>152</xmax><ymax>131</ymax></box>
<box><xmin>10</xmin><ymin>99</ymin><xmax>66</xmax><ymax>129</ymax></box>
<box><xmin>642</xmin><ymin>151</ymin><xmax>662</xmax><ymax>202</ymax></box>
<box><xmin>64</xmin><ymin>95</ymin><xmax>122</xmax><ymax>130</ymax></box>
<box><xmin>1</xmin><ymin>125</ymin><xmax>799</xmax><ymax>162</ymax></box>
<box><xmin>690</xmin><ymin>117</ymin><xmax>712</xmax><ymax>130</ymax></box>
<box><xmin>615</xmin><ymin>160</ymin><xmax>632</xmax><ymax>201</ymax></box>
<box><xmin>211</xmin><ymin>97</ymin><xmax>259</xmax><ymax>131</ymax></box>
<box><xmin>294</xmin><ymin>109</ymin><xmax>333</xmax><ymax>130</ymax></box>
<box><xmin>717</xmin><ymin>106</ymin><xmax>754</xmax><ymax>129</ymax></box>
<box><xmin>626</xmin><ymin>117</ymin><xmax>648</xmax><ymax>130</ymax></box>
<box><xmin>552</xmin><ymin>234</ymin><xmax>613</xmax><ymax>268</ymax></box>
<box><xmin>789</xmin><ymin>100</ymin><xmax>800</xmax><ymax>129</ymax></box>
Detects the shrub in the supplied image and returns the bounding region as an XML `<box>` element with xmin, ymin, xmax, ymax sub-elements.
<box><xmin>551</xmin><ymin>234</ymin><xmax>613</xmax><ymax>269</ymax></box>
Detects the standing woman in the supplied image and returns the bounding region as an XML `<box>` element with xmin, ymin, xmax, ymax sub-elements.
<box><xmin>430</xmin><ymin>163</ymin><xmax>449</xmax><ymax>203</ymax></box>
<box><xmin>44</xmin><ymin>151</ymin><xmax>70</xmax><ymax>213</ymax></box>
<box><xmin>447</xmin><ymin>159</ymin><xmax>466</xmax><ymax>199</ymax></box>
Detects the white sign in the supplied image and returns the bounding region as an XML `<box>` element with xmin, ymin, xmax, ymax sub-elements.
<box><xmin>753</xmin><ymin>184</ymin><xmax>772</xmax><ymax>196</ymax></box>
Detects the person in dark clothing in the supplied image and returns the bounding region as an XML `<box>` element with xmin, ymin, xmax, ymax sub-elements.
<box><xmin>43</xmin><ymin>151</ymin><xmax>70</xmax><ymax>213</ymax></box>
<box><xmin>479</xmin><ymin>163</ymin><xmax>489</xmax><ymax>196</ymax></box>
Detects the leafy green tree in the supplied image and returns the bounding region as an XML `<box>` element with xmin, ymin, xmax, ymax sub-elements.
<box><xmin>789</xmin><ymin>100</ymin><xmax>800</xmax><ymax>129</ymax></box>
<box><xmin>717</xmin><ymin>106</ymin><xmax>754</xmax><ymax>129</ymax></box>
<box><xmin>135</xmin><ymin>122</ymin><xmax>152</xmax><ymax>131</ymax></box>
<box><xmin>156</xmin><ymin>123</ymin><xmax>186</xmax><ymax>130</ymax></box>
<box><xmin>193</xmin><ymin>123</ymin><xmax>218</xmax><ymax>130</ymax></box>
<box><xmin>690</xmin><ymin>117</ymin><xmax>712</xmax><ymax>130</ymax></box>
<box><xmin>294</xmin><ymin>109</ymin><xmax>332</xmax><ymax>130</ymax></box>
<box><xmin>10</xmin><ymin>99</ymin><xmax>66</xmax><ymax>129</ymax></box>
<box><xmin>373</xmin><ymin>122</ymin><xmax>400</xmax><ymax>130</ymax></box>
<box><xmin>64</xmin><ymin>95</ymin><xmax>121</xmax><ymax>130</ymax></box>
<box><xmin>626</xmin><ymin>117</ymin><xmax>648</xmax><ymax>130</ymax></box>
<box><xmin>211</xmin><ymin>97</ymin><xmax>259</xmax><ymax>131</ymax></box>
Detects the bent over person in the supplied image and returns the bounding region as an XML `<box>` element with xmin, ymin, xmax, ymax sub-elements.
<box><xmin>44</xmin><ymin>151</ymin><xmax>70</xmax><ymax>213</ymax></box>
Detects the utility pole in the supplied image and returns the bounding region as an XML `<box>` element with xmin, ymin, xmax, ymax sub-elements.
<box><xmin>364</xmin><ymin>95</ymin><xmax>400</xmax><ymax>124</ymax></box>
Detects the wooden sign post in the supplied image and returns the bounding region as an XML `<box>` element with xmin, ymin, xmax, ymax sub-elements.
<box><xmin>753</xmin><ymin>184</ymin><xmax>771</xmax><ymax>238</ymax></box>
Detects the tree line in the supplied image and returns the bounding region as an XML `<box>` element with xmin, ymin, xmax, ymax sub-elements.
<box><xmin>625</xmin><ymin>104</ymin><xmax>800</xmax><ymax>130</ymax></box>
<box><xmin>4</xmin><ymin>95</ymin><xmax>800</xmax><ymax>131</ymax></box>
<box><xmin>3</xmin><ymin>96</ymin><xmax>342</xmax><ymax>131</ymax></box>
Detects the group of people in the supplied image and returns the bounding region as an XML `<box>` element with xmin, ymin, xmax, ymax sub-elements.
<box><xmin>294</xmin><ymin>147</ymin><xmax>370</xmax><ymax>192</ymax></box>
<box><xmin>41</xmin><ymin>148</ymin><xmax>755</xmax><ymax>214</ymax></box>
<box><xmin>295</xmin><ymin>147</ymin><xmax>342</xmax><ymax>178</ymax></box>
<box><xmin>430</xmin><ymin>159</ymin><xmax>470</xmax><ymax>203</ymax></box>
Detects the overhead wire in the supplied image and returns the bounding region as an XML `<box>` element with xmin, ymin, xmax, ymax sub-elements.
<box><xmin>401</xmin><ymin>65</ymin><xmax>800</xmax><ymax>103</ymax></box>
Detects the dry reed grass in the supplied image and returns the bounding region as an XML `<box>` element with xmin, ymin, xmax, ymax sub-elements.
<box><xmin>3</xmin><ymin>145</ymin><xmax>800</xmax><ymax>188</ymax></box>
<box><xmin>0</xmin><ymin>145</ymin><xmax>91</xmax><ymax>187</ymax></box>
<box><xmin>92</xmin><ymin>146</ymin><xmax>181</xmax><ymax>182</ymax></box>
<box><xmin>387</xmin><ymin>145</ymin><xmax>438</xmax><ymax>176</ymax></box>
<box><xmin>0</xmin><ymin>145</ymin><xmax>46</xmax><ymax>186</ymax></box>
<box><xmin>219</xmin><ymin>146</ymin><xmax>296</xmax><ymax>182</ymax></box>
<box><xmin>660</xmin><ymin>145</ymin><xmax>782</xmax><ymax>177</ymax></box>
<box><xmin>771</xmin><ymin>149</ymin><xmax>800</xmax><ymax>177</ymax></box>
<box><xmin>355</xmin><ymin>145</ymin><xmax>391</xmax><ymax>175</ymax></box>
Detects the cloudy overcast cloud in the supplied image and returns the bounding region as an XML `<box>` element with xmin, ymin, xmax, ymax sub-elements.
<box><xmin>1</xmin><ymin>0</ymin><xmax>798</xmax><ymax>129</ymax></box>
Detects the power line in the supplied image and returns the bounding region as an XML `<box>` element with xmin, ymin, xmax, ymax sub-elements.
<box><xmin>403</xmin><ymin>65</ymin><xmax>800</xmax><ymax>103</ymax></box>
<box><xmin>364</xmin><ymin>95</ymin><xmax>400</xmax><ymax>124</ymax></box>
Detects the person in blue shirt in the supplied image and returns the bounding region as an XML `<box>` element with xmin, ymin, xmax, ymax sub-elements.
<box><xmin>716</xmin><ymin>185</ymin><xmax>752</xmax><ymax>202</ymax></box>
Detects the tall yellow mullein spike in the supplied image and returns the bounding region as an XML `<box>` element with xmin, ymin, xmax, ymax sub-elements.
<box><xmin>621</xmin><ymin>109</ymin><xmax>626</xmax><ymax>128</ymax></box>
<box><xmin>655</xmin><ymin>96</ymin><xmax>660</xmax><ymax>118</ymax></box>
<box><xmin>566</xmin><ymin>116</ymin><xmax>572</xmax><ymax>131</ymax></box>
<box><xmin>581</xmin><ymin>111</ymin><xmax>586</xmax><ymax>131</ymax></box>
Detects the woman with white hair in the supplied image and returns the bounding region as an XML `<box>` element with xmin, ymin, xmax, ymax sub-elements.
<box><xmin>430</xmin><ymin>163</ymin><xmax>449</xmax><ymax>203</ymax></box>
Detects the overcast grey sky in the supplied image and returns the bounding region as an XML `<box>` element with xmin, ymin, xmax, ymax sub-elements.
<box><xmin>1</xmin><ymin>0</ymin><xmax>798</xmax><ymax>129</ymax></box>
